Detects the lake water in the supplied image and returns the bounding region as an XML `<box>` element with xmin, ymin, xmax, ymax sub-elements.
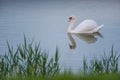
<box><xmin>0</xmin><ymin>0</ymin><xmax>120</xmax><ymax>72</ymax></box>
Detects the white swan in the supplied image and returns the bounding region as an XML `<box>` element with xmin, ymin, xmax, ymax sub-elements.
<box><xmin>68</xmin><ymin>16</ymin><xmax>104</xmax><ymax>33</ymax></box>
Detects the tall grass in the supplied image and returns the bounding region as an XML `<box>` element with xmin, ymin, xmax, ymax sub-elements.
<box><xmin>0</xmin><ymin>36</ymin><xmax>60</xmax><ymax>80</ymax></box>
<box><xmin>0</xmin><ymin>36</ymin><xmax>120</xmax><ymax>80</ymax></box>
<box><xmin>83</xmin><ymin>46</ymin><xmax>120</xmax><ymax>74</ymax></box>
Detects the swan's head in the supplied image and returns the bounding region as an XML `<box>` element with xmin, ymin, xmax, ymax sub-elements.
<box><xmin>68</xmin><ymin>16</ymin><xmax>76</xmax><ymax>22</ymax></box>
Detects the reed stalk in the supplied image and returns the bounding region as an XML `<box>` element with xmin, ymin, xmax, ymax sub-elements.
<box><xmin>0</xmin><ymin>36</ymin><xmax>60</xmax><ymax>79</ymax></box>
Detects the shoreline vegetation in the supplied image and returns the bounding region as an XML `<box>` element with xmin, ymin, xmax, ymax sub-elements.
<box><xmin>0</xmin><ymin>37</ymin><xmax>120</xmax><ymax>80</ymax></box>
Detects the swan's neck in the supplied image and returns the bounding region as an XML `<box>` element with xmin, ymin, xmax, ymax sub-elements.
<box><xmin>68</xmin><ymin>20</ymin><xmax>76</xmax><ymax>33</ymax></box>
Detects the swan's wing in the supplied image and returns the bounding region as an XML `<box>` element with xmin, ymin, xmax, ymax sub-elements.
<box><xmin>92</xmin><ymin>24</ymin><xmax>104</xmax><ymax>32</ymax></box>
<box><xmin>74</xmin><ymin>20</ymin><xmax>98</xmax><ymax>33</ymax></box>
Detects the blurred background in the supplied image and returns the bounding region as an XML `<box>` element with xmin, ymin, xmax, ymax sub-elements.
<box><xmin>0</xmin><ymin>0</ymin><xmax>120</xmax><ymax>72</ymax></box>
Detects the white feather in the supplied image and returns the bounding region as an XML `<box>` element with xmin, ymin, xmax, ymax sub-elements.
<box><xmin>68</xmin><ymin>16</ymin><xmax>103</xmax><ymax>34</ymax></box>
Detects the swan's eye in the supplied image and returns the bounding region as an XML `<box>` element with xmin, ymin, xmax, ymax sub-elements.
<box><xmin>69</xmin><ymin>17</ymin><xmax>72</xmax><ymax>20</ymax></box>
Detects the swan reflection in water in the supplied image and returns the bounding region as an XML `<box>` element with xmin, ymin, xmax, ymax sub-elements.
<box><xmin>67</xmin><ymin>32</ymin><xmax>103</xmax><ymax>49</ymax></box>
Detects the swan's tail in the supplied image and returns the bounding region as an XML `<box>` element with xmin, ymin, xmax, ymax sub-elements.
<box><xmin>98</xmin><ymin>24</ymin><xmax>104</xmax><ymax>30</ymax></box>
<box><xmin>93</xmin><ymin>24</ymin><xmax>104</xmax><ymax>32</ymax></box>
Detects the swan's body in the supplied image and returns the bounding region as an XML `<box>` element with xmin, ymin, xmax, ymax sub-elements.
<box><xmin>68</xmin><ymin>16</ymin><xmax>103</xmax><ymax>33</ymax></box>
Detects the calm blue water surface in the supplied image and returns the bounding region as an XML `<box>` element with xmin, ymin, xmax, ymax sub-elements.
<box><xmin>0</xmin><ymin>0</ymin><xmax>120</xmax><ymax>72</ymax></box>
